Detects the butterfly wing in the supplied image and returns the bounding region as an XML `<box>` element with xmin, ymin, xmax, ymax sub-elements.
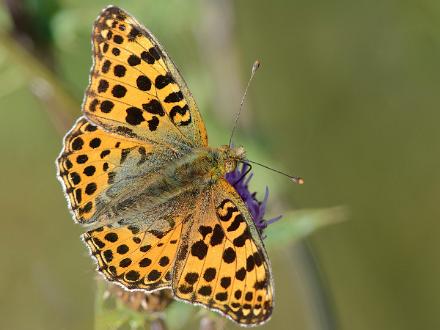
<box><xmin>84</xmin><ymin>6</ymin><xmax>207</xmax><ymax>148</ymax></box>
<box><xmin>83</xmin><ymin>177</ymin><xmax>274</xmax><ymax>325</ymax></box>
<box><xmin>58</xmin><ymin>6</ymin><xmax>210</xmax><ymax>224</ymax></box>
<box><xmin>57</xmin><ymin>115</ymin><xmax>190</xmax><ymax>225</ymax></box>
<box><xmin>172</xmin><ymin>179</ymin><xmax>274</xmax><ymax>326</ymax></box>
<box><xmin>82</xmin><ymin>190</ymin><xmax>194</xmax><ymax>290</ymax></box>
<box><xmin>59</xmin><ymin>5</ymin><xmax>273</xmax><ymax>326</ymax></box>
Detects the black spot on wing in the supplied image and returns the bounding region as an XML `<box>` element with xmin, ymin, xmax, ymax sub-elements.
<box><xmin>198</xmin><ymin>225</ymin><xmax>212</xmax><ymax>239</ymax></box>
<box><xmin>217</xmin><ymin>205</ymin><xmax>239</xmax><ymax>222</ymax></box>
<box><xmin>85</xmin><ymin>123</ymin><xmax>97</xmax><ymax>132</ymax></box>
<box><xmin>142</xmin><ymin>99</ymin><xmax>165</xmax><ymax>116</ymax></box>
<box><xmin>246</xmin><ymin>255</ymin><xmax>255</xmax><ymax>272</ymax></box>
<box><xmin>125</xmin><ymin>270</ymin><xmax>140</xmax><ymax>281</ymax></box>
<box><xmin>147</xmin><ymin>270</ymin><xmax>161</xmax><ymax>281</ymax></box>
<box><xmin>253</xmin><ymin>252</ymin><xmax>263</xmax><ymax>267</ymax></box>
<box><xmin>159</xmin><ymin>256</ymin><xmax>170</xmax><ymax>267</ymax></box>
<box><xmin>141</xmin><ymin>50</ymin><xmax>155</xmax><ymax>64</ymax></box>
<box><xmin>104</xmin><ymin>232</ymin><xmax>118</xmax><ymax>242</ymax></box>
<box><xmin>113</xmin><ymin>65</ymin><xmax>126</xmax><ymax>77</ymax></box>
<box><xmin>92</xmin><ymin>237</ymin><xmax>105</xmax><ymax>249</ymax></box>
<box><xmin>147</xmin><ymin>116</ymin><xmax>159</xmax><ymax>131</ymax></box>
<box><xmin>128</xmin><ymin>54</ymin><xmax>141</xmax><ymax>66</ymax></box>
<box><xmin>117</xmin><ymin>244</ymin><xmax>129</xmax><ymax>254</ymax></box>
<box><xmin>103</xmin><ymin>249</ymin><xmax>113</xmax><ymax>262</ymax></box>
<box><xmin>75</xmin><ymin>189</ymin><xmax>82</xmax><ymax>203</ymax></box>
<box><xmin>245</xmin><ymin>292</ymin><xmax>253</xmax><ymax>301</ymax></box>
<box><xmin>125</xmin><ymin>107</ymin><xmax>145</xmax><ymax>126</ymax></box>
<box><xmin>149</xmin><ymin>46</ymin><xmax>162</xmax><ymax>60</ymax></box>
<box><xmin>89</xmin><ymin>138</ymin><xmax>101</xmax><ymax>148</ymax></box>
<box><xmin>235</xmin><ymin>268</ymin><xmax>246</xmax><ymax>281</ymax></box>
<box><xmin>185</xmin><ymin>272</ymin><xmax>199</xmax><ymax>284</ymax></box>
<box><xmin>178</xmin><ymin>284</ymin><xmax>193</xmax><ymax>294</ymax></box>
<box><xmin>128</xmin><ymin>27</ymin><xmax>141</xmax><ymax>40</ymax></box>
<box><xmin>198</xmin><ymin>285</ymin><xmax>212</xmax><ymax>296</ymax></box>
<box><xmin>210</xmin><ymin>224</ymin><xmax>224</xmax><ymax>246</ymax></box>
<box><xmin>223</xmin><ymin>247</ymin><xmax>236</xmax><ymax>263</ymax></box>
<box><xmin>72</xmin><ymin>137</ymin><xmax>84</xmax><ymax>150</ymax></box>
<box><xmin>216</xmin><ymin>292</ymin><xmax>228</xmax><ymax>301</ymax></box>
<box><xmin>115</xmin><ymin>126</ymin><xmax>137</xmax><ymax>138</ymax></box>
<box><xmin>139</xmin><ymin>258</ymin><xmax>151</xmax><ymax>267</ymax></box>
<box><xmin>113</xmin><ymin>35</ymin><xmax>124</xmax><ymax>44</ymax></box>
<box><xmin>112</xmin><ymin>47</ymin><xmax>120</xmax><ymax>56</ymax></box>
<box><xmin>112</xmin><ymin>85</ymin><xmax>127</xmax><ymax>98</ymax></box>
<box><xmin>218</xmin><ymin>199</ymin><xmax>231</xmax><ymax>209</ymax></box>
<box><xmin>164</xmin><ymin>91</ymin><xmax>183</xmax><ymax>103</ymax></box>
<box><xmin>203</xmin><ymin>268</ymin><xmax>216</xmax><ymax>282</ymax></box>
<box><xmin>102</xmin><ymin>60</ymin><xmax>111</xmax><ymax>73</ymax></box>
<box><xmin>191</xmin><ymin>240</ymin><xmax>208</xmax><ymax>260</ymax></box>
<box><xmin>233</xmin><ymin>229</ymin><xmax>251</xmax><ymax>247</ymax></box>
<box><xmin>119</xmin><ymin>258</ymin><xmax>132</xmax><ymax>268</ymax></box>
<box><xmin>139</xmin><ymin>244</ymin><xmax>151</xmax><ymax>253</ymax></box>
<box><xmin>89</xmin><ymin>99</ymin><xmax>99</xmax><ymax>112</ymax></box>
<box><xmin>83</xmin><ymin>165</ymin><xmax>96</xmax><ymax>176</ymax></box>
<box><xmin>155</xmin><ymin>74</ymin><xmax>174</xmax><ymax>89</ymax></box>
<box><xmin>76</xmin><ymin>155</ymin><xmax>88</xmax><ymax>164</ymax></box>
<box><xmin>254</xmin><ymin>278</ymin><xmax>268</xmax><ymax>290</ymax></box>
<box><xmin>85</xmin><ymin>182</ymin><xmax>97</xmax><ymax>195</ymax></box>
<box><xmin>97</xmin><ymin>79</ymin><xmax>109</xmax><ymax>93</ymax></box>
<box><xmin>169</xmin><ymin>104</ymin><xmax>192</xmax><ymax>126</ymax></box>
<box><xmin>227</xmin><ymin>214</ymin><xmax>244</xmax><ymax>232</ymax></box>
<box><xmin>120</xmin><ymin>148</ymin><xmax>131</xmax><ymax>164</ymax></box>
<box><xmin>100</xmin><ymin>100</ymin><xmax>114</xmax><ymax>113</ymax></box>
<box><xmin>136</xmin><ymin>75</ymin><xmax>151</xmax><ymax>91</ymax></box>
<box><xmin>220</xmin><ymin>277</ymin><xmax>231</xmax><ymax>289</ymax></box>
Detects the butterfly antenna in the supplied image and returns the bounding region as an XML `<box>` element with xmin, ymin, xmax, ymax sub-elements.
<box><xmin>228</xmin><ymin>60</ymin><xmax>261</xmax><ymax>147</ymax></box>
<box><xmin>241</xmin><ymin>159</ymin><xmax>304</xmax><ymax>185</ymax></box>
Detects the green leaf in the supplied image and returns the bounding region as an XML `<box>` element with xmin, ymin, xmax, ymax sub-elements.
<box><xmin>265</xmin><ymin>206</ymin><xmax>348</xmax><ymax>250</ymax></box>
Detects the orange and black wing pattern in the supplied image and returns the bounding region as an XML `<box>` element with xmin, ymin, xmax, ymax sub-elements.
<box><xmin>83</xmin><ymin>6</ymin><xmax>207</xmax><ymax>147</ymax></box>
<box><xmin>173</xmin><ymin>179</ymin><xmax>273</xmax><ymax>326</ymax></box>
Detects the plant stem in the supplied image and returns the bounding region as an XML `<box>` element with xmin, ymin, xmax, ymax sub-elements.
<box><xmin>150</xmin><ymin>317</ymin><xmax>168</xmax><ymax>330</ymax></box>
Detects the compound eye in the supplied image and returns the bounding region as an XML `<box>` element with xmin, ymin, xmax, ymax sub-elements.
<box><xmin>225</xmin><ymin>160</ymin><xmax>236</xmax><ymax>173</ymax></box>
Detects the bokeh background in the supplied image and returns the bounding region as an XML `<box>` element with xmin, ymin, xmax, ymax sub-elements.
<box><xmin>1</xmin><ymin>0</ymin><xmax>439</xmax><ymax>329</ymax></box>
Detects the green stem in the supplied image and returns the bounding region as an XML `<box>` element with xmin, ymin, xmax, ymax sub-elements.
<box><xmin>150</xmin><ymin>318</ymin><xmax>168</xmax><ymax>330</ymax></box>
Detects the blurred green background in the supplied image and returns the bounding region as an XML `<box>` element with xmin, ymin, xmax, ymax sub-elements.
<box><xmin>1</xmin><ymin>0</ymin><xmax>439</xmax><ymax>329</ymax></box>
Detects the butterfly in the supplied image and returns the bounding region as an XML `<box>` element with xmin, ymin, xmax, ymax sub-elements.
<box><xmin>56</xmin><ymin>6</ymin><xmax>273</xmax><ymax>326</ymax></box>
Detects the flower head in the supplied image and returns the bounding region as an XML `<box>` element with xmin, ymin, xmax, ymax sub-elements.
<box><xmin>225</xmin><ymin>163</ymin><xmax>282</xmax><ymax>236</ymax></box>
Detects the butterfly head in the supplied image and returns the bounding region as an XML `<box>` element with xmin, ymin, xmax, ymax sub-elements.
<box><xmin>218</xmin><ymin>145</ymin><xmax>246</xmax><ymax>174</ymax></box>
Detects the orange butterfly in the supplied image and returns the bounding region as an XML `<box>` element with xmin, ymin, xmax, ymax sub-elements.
<box><xmin>57</xmin><ymin>6</ymin><xmax>273</xmax><ymax>325</ymax></box>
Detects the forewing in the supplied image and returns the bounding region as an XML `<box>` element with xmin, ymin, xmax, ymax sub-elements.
<box><xmin>57</xmin><ymin>117</ymin><xmax>178</xmax><ymax>224</ymax></box>
<box><xmin>172</xmin><ymin>179</ymin><xmax>274</xmax><ymax>326</ymax></box>
<box><xmin>84</xmin><ymin>6</ymin><xmax>207</xmax><ymax>147</ymax></box>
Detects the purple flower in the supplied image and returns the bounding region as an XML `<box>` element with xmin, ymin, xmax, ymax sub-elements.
<box><xmin>225</xmin><ymin>163</ymin><xmax>282</xmax><ymax>236</ymax></box>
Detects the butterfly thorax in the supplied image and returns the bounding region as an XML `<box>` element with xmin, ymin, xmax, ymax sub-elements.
<box><xmin>162</xmin><ymin>145</ymin><xmax>246</xmax><ymax>190</ymax></box>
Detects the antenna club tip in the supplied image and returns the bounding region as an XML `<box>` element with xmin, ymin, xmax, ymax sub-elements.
<box><xmin>292</xmin><ymin>177</ymin><xmax>304</xmax><ymax>185</ymax></box>
<box><xmin>252</xmin><ymin>60</ymin><xmax>261</xmax><ymax>73</ymax></box>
